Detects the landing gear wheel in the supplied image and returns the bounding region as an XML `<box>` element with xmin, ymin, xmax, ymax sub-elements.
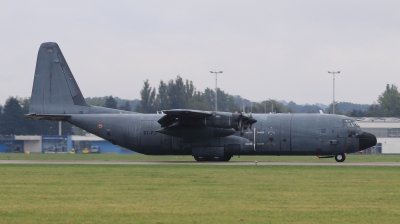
<box><xmin>221</xmin><ymin>155</ymin><xmax>232</xmax><ymax>162</ymax></box>
<box><xmin>211</xmin><ymin>156</ymin><xmax>223</xmax><ymax>161</ymax></box>
<box><xmin>335</xmin><ymin>153</ymin><xmax>346</xmax><ymax>162</ymax></box>
<box><xmin>194</xmin><ymin>156</ymin><xmax>207</xmax><ymax>162</ymax></box>
<box><xmin>211</xmin><ymin>156</ymin><xmax>232</xmax><ymax>162</ymax></box>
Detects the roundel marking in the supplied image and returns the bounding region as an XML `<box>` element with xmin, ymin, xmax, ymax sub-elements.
<box><xmin>97</xmin><ymin>123</ymin><xmax>104</xmax><ymax>130</ymax></box>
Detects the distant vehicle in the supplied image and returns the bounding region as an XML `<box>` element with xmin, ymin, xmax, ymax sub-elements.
<box><xmin>25</xmin><ymin>42</ymin><xmax>377</xmax><ymax>162</ymax></box>
<box><xmin>14</xmin><ymin>147</ymin><xmax>22</xmax><ymax>153</ymax></box>
<box><xmin>91</xmin><ymin>146</ymin><xmax>101</xmax><ymax>153</ymax></box>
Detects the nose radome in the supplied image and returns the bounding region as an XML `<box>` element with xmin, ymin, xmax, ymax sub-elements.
<box><xmin>359</xmin><ymin>132</ymin><xmax>377</xmax><ymax>150</ymax></box>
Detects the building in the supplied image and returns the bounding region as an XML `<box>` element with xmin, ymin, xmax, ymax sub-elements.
<box><xmin>0</xmin><ymin>134</ymin><xmax>135</xmax><ymax>154</ymax></box>
<box><xmin>357</xmin><ymin>117</ymin><xmax>400</xmax><ymax>154</ymax></box>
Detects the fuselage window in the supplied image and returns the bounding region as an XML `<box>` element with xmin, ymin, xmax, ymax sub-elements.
<box><xmin>352</xmin><ymin>121</ymin><xmax>360</xmax><ymax>128</ymax></box>
<box><xmin>342</xmin><ymin>119</ymin><xmax>352</xmax><ymax>127</ymax></box>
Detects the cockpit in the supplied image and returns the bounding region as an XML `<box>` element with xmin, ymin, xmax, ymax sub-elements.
<box><xmin>342</xmin><ymin>119</ymin><xmax>362</xmax><ymax>137</ymax></box>
<box><xmin>342</xmin><ymin>119</ymin><xmax>360</xmax><ymax>128</ymax></box>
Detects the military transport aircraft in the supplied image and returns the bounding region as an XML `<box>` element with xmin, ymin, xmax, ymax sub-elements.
<box><xmin>25</xmin><ymin>42</ymin><xmax>377</xmax><ymax>162</ymax></box>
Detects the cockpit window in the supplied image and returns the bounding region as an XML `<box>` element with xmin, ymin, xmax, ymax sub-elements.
<box><xmin>342</xmin><ymin>119</ymin><xmax>360</xmax><ymax>128</ymax></box>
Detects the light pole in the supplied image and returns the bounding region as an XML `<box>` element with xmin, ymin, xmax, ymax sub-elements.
<box><xmin>210</xmin><ymin>71</ymin><xmax>223</xmax><ymax>111</ymax></box>
<box><xmin>49</xmin><ymin>127</ymin><xmax>52</xmax><ymax>135</ymax></box>
<box><xmin>328</xmin><ymin>71</ymin><xmax>340</xmax><ymax>114</ymax></box>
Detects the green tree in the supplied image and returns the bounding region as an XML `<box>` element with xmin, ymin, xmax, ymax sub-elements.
<box><xmin>167</xmin><ymin>76</ymin><xmax>187</xmax><ymax>109</ymax></box>
<box><xmin>85</xmin><ymin>97</ymin><xmax>106</xmax><ymax>106</ymax></box>
<box><xmin>136</xmin><ymin>80</ymin><xmax>156</xmax><ymax>113</ymax></box>
<box><xmin>336</xmin><ymin>102</ymin><xmax>369</xmax><ymax>114</ymax></box>
<box><xmin>153</xmin><ymin>76</ymin><xmax>197</xmax><ymax>111</ymax></box>
<box><xmin>203</xmin><ymin>88</ymin><xmax>216</xmax><ymax>110</ymax></box>
<box><xmin>20</xmin><ymin>97</ymin><xmax>38</xmax><ymax>134</ymax></box>
<box><xmin>119</xmin><ymin>101</ymin><xmax>132</xmax><ymax>111</ymax></box>
<box><xmin>251</xmin><ymin>99</ymin><xmax>291</xmax><ymax>114</ymax></box>
<box><xmin>0</xmin><ymin>97</ymin><xmax>27</xmax><ymax>134</ymax></box>
<box><xmin>155</xmin><ymin>80</ymin><xmax>170</xmax><ymax>110</ymax></box>
<box><xmin>104</xmin><ymin>95</ymin><xmax>117</xmax><ymax>109</ymax></box>
<box><xmin>135</xmin><ymin>76</ymin><xmax>297</xmax><ymax>113</ymax></box>
<box><xmin>216</xmin><ymin>89</ymin><xmax>237</xmax><ymax>112</ymax></box>
<box><xmin>348</xmin><ymin>109</ymin><xmax>365</xmax><ymax>117</ymax></box>
<box><xmin>203</xmin><ymin>88</ymin><xmax>240</xmax><ymax>112</ymax></box>
<box><xmin>186</xmin><ymin>91</ymin><xmax>213</xmax><ymax>111</ymax></box>
<box><xmin>325</xmin><ymin>102</ymin><xmax>345</xmax><ymax>115</ymax></box>
<box><xmin>286</xmin><ymin>101</ymin><xmax>323</xmax><ymax>113</ymax></box>
<box><xmin>184</xmin><ymin>80</ymin><xmax>195</xmax><ymax>103</ymax></box>
<box><xmin>377</xmin><ymin>84</ymin><xmax>400</xmax><ymax>116</ymax></box>
<box><xmin>19</xmin><ymin>97</ymin><xmax>73</xmax><ymax>135</ymax></box>
<box><xmin>364</xmin><ymin>104</ymin><xmax>381</xmax><ymax>117</ymax></box>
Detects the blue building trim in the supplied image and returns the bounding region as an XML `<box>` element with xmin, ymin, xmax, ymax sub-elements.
<box><xmin>1</xmin><ymin>135</ymin><xmax>137</xmax><ymax>154</ymax></box>
<box><xmin>67</xmin><ymin>136</ymin><xmax>72</xmax><ymax>152</ymax></box>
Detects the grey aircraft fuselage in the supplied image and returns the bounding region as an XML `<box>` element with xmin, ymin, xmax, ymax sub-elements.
<box><xmin>68</xmin><ymin>113</ymin><xmax>364</xmax><ymax>156</ymax></box>
<box><xmin>26</xmin><ymin>42</ymin><xmax>377</xmax><ymax>162</ymax></box>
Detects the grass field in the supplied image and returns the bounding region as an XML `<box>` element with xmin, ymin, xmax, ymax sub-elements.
<box><xmin>1</xmin><ymin>164</ymin><xmax>400</xmax><ymax>223</ymax></box>
<box><xmin>1</xmin><ymin>153</ymin><xmax>400</xmax><ymax>163</ymax></box>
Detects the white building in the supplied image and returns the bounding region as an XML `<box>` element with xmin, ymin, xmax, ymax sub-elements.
<box><xmin>357</xmin><ymin>117</ymin><xmax>400</xmax><ymax>154</ymax></box>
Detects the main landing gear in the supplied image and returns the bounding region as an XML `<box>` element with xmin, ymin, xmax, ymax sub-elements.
<box><xmin>334</xmin><ymin>153</ymin><xmax>346</xmax><ymax>162</ymax></box>
<box><xmin>193</xmin><ymin>155</ymin><xmax>232</xmax><ymax>162</ymax></box>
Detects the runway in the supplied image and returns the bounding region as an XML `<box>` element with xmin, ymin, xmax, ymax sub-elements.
<box><xmin>1</xmin><ymin>160</ymin><xmax>400</xmax><ymax>166</ymax></box>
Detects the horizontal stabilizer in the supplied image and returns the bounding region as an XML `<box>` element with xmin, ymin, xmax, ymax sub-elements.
<box><xmin>25</xmin><ymin>113</ymin><xmax>70</xmax><ymax>121</ymax></box>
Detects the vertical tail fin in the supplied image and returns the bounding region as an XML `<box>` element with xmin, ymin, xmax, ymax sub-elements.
<box><xmin>29</xmin><ymin>42</ymin><xmax>90</xmax><ymax>115</ymax></box>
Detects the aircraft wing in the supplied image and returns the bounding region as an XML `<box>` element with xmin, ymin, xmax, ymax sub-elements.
<box><xmin>157</xmin><ymin>109</ymin><xmax>212</xmax><ymax>127</ymax></box>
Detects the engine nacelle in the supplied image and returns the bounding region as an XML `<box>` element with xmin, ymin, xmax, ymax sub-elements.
<box><xmin>205</xmin><ymin>112</ymin><xmax>257</xmax><ymax>130</ymax></box>
<box><xmin>204</xmin><ymin>112</ymin><xmax>241</xmax><ymax>129</ymax></box>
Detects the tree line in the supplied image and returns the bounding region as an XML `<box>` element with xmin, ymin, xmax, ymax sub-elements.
<box><xmin>0</xmin><ymin>95</ymin><xmax>138</xmax><ymax>135</ymax></box>
<box><xmin>135</xmin><ymin>76</ymin><xmax>291</xmax><ymax>114</ymax></box>
<box><xmin>0</xmin><ymin>97</ymin><xmax>73</xmax><ymax>135</ymax></box>
<box><xmin>135</xmin><ymin>76</ymin><xmax>400</xmax><ymax>117</ymax></box>
<box><xmin>1</xmin><ymin>77</ymin><xmax>400</xmax><ymax>135</ymax></box>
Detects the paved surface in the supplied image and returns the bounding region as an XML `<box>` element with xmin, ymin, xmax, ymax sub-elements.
<box><xmin>1</xmin><ymin>160</ymin><xmax>400</xmax><ymax>166</ymax></box>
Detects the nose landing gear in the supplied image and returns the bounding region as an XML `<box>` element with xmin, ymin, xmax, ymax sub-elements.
<box><xmin>317</xmin><ymin>153</ymin><xmax>346</xmax><ymax>162</ymax></box>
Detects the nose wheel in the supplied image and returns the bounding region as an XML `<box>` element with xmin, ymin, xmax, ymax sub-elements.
<box><xmin>334</xmin><ymin>153</ymin><xmax>346</xmax><ymax>162</ymax></box>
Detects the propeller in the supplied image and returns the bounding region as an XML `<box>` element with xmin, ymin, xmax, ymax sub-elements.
<box><xmin>236</xmin><ymin>112</ymin><xmax>257</xmax><ymax>131</ymax></box>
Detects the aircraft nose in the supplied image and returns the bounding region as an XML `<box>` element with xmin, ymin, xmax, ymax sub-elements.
<box><xmin>359</xmin><ymin>132</ymin><xmax>377</xmax><ymax>150</ymax></box>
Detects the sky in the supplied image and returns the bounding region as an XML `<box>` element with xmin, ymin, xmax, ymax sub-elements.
<box><xmin>1</xmin><ymin>0</ymin><xmax>400</xmax><ymax>106</ymax></box>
